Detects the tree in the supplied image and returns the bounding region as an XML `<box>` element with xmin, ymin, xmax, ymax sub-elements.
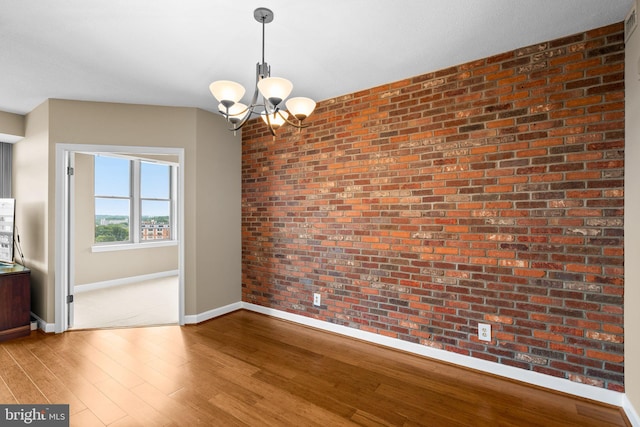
<box><xmin>95</xmin><ymin>224</ymin><xmax>129</xmax><ymax>242</ymax></box>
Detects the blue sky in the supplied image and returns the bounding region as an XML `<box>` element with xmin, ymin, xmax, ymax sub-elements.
<box><xmin>94</xmin><ymin>156</ymin><xmax>171</xmax><ymax>217</ymax></box>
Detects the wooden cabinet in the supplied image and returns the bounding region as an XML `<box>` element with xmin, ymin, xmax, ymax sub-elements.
<box><xmin>0</xmin><ymin>264</ymin><xmax>31</xmax><ymax>342</ymax></box>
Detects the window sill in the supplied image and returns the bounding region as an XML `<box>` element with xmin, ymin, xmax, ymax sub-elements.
<box><xmin>91</xmin><ymin>240</ymin><xmax>178</xmax><ymax>253</ymax></box>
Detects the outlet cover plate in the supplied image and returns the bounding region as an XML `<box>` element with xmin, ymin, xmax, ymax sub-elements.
<box><xmin>478</xmin><ymin>323</ymin><xmax>491</xmax><ymax>342</ymax></box>
<box><xmin>313</xmin><ymin>293</ymin><xmax>321</xmax><ymax>307</ymax></box>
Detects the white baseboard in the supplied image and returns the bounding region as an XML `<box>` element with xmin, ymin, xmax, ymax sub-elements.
<box><xmin>38</xmin><ymin>297</ymin><xmax>637</xmax><ymax>422</ymax></box>
<box><xmin>30</xmin><ymin>312</ymin><xmax>55</xmax><ymax>333</ymax></box>
<box><xmin>184</xmin><ymin>302</ymin><xmax>242</xmax><ymax>325</ymax></box>
<box><xmin>623</xmin><ymin>394</ymin><xmax>640</xmax><ymax>427</ymax></box>
<box><xmin>241</xmin><ymin>302</ymin><xmax>625</xmax><ymax>408</ymax></box>
<box><xmin>74</xmin><ymin>270</ymin><xmax>179</xmax><ymax>294</ymax></box>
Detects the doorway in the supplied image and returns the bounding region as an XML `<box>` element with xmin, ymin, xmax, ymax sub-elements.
<box><xmin>55</xmin><ymin>144</ymin><xmax>185</xmax><ymax>332</ymax></box>
<box><xmin>73</xmin><ymin>274</ymin><xmax>179</xmax><ymax>329</ymax></box>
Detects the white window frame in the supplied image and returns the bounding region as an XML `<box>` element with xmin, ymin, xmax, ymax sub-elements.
<box><xmin>139</xmin><ymin>160</ymin><xmax>175</xmax><ymax>242</ymax></box>
<box><xmin>93</xmin><ymin>155</ymin><xmax>133</xmax><ymax>245</ymax></box>
<box><xmin>92</xmin><ymin>154</ymin><xmax>178</xmax><ymax>253</ymax></box>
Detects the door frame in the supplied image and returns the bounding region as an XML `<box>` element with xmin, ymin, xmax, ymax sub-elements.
<box><xmin>54</xmin><ymin>143</ymin><xmax>185</xmax><ymax>333</ymax></box>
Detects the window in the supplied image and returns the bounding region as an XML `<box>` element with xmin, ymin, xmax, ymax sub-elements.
<box><xmin>94</xmin><ymin>155</ymin><xmax>176</xmax><ymax>246</ymax></box>
<box><xmin>140</xmin><ymin>161</ymin><xmax>172</xmax><ymax>241</ymax></box>
<box><xmin>94</xmin><ymin>156</ymin><xmax>131</xmax><ymax>243</ymax></box>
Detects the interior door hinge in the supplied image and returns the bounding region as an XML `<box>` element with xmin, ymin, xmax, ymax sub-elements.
<box><xmin>67</xmin><ymin>166</ymin><xmax>74</xmax><ymax>176</ymax></box>
<box><xmin>67</xmin><ymin>295</ymin><xmax>74</xmax><ymax>303</ymax></box>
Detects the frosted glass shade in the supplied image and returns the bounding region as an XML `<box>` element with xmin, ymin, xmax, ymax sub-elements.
<box><xmin>219</xmin><ymin>102</ymin><xmax>249</xmax><ymax>124</ymax></box>
<box><xmin>257</xmin><ymin>77</ymin><xmax>293</xmax><ymax>107</ymax></box>
<box><xmin>285</xmin><ymin>97</ymin><xmax>316</xmax><ymax>120</ymax></box>
<box><xmin>209</xmin><ymin>80</ymin><xmax>245</xmax><ymax>107</ymax></box>
<box><xmin>261</xmin><ymin>111</ymin><xmax>286</xmax><ymax>129</ymax></box>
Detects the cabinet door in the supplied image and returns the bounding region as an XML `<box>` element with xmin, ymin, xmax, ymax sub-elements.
<box><xmin>0</xmin><ymin>272</ymin><xmax>30</xmax><ymax>330</ymax></box>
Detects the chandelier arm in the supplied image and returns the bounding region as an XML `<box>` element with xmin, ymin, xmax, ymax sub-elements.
<box><xmin>226</xmin><ymin>104</ymin><xmax>262</xmax><ymax>132</ymax></box>
<box><xmin>276</xmin><ymin>110</ymin><xmax>311</xmax><ymax>129</ymax></box>
<box><xmin>225</xmin><ymin>104</ymin><xmax>252</xmax><ymax>118</ymax></box>
<box><xmin>263</xmin><ymin>107</ymin><xmax>276</xmax><ymax>136</ymax></box>
<box><xmin>221</xmin><ymin>67</ymin><xmax>266</xmax><ymax>133</ymax></box>
<box><xmin>250</xmin><ymin>74</ymin><xmax>262</xmax><ymax>106</ymax></box>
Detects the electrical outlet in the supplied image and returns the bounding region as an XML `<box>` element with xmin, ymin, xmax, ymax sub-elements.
<box><xmin>478</xmin><ymin>323</ymin><xmax>491</xmax><ymax>342</ymax></box>
<box><xmin>313</xmin><ymin>293</ymin><xmax>321</xmax><ymax>307</ymax></box>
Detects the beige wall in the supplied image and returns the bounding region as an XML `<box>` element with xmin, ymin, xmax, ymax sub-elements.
<box><xmin>73</xmin><ymin>153</ymin><xmax>179</xmax><ymax>285</ymax></box>
<box><xmin>195</xmin><ymin>108</ymin><xmax>241</xmax><ymax>312</ymax></box>
<box><xmin>625</xmin><ymin>3</ymin><xmax>640</xmax><ymax>415</ymax></box>
<box><xmin>13</xmin><ymin>99</ymin><xmax>241</xmax><ymax>323</ymax></box>
<box><xmin>12</xmin><ymin>102</ymin><xmax>50</xmax><ymax>317</ymax></box>
<box><xmin>0</xmin><ymin>110</ymin><xmax>25</xmax><ymax>140</ymax></box>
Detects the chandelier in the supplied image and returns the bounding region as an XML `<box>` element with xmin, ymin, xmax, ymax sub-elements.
<box><xmin>209</xmin><ymin>7</ymin><xmax>316</xmax><ymax>136</ymax></box>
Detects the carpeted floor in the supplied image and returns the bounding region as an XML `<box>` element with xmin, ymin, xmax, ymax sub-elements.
<box><xmin>72</xmin><ymin>275</ymin><xmax>179</xmax><ymax>329</ymax></box>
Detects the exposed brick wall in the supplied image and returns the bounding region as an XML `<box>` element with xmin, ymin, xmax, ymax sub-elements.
<box><xmin>241</xmin><ymin>23</ymin><xmax>625</xmax><ymax>391</ymax></box>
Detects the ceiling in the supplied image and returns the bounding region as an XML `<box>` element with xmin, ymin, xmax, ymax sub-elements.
<box><xmin>1</xmin><ymin>0</ymin><xmax>634</xmax><ymax>117</ymax></box>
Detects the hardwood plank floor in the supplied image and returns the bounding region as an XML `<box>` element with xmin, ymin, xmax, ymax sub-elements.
<box><xmin>0</xmin><ymin>310</ymin><xmax>630</xmax><ymax>426</ymax></box>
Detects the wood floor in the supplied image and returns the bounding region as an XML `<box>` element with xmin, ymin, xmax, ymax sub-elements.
<box><xmin>0</xmin><ymin>310</ymin><xmax>630</xmax><ymax>426</ymax></box>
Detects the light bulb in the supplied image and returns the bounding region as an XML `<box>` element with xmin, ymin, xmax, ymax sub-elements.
<box><xmin>209</xmin><ymin>80</ymin><xmax>245</xmax><ymax>108</ymax></box>
<box><xmin>261</xmin><ymin>111</ymin><xmax>286</xmax><ymax>129</ymax></box>
<box><xmin>285</xmin><ymin>97</ymin><xmax>316</xmax><ymax>121</ymax></box>
<box><xmin>219</xmin><ymin>102</ymin><xmax>249</xmax><ymax>124</ymax></box>
<box><xmin>257</xmin><ymin>77</ymin><xmax>293</xmax><ymax>107</ymax></box>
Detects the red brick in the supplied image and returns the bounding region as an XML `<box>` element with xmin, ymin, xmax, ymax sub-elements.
<box><xmin>242</xmin><ymin>23</ymin><xmax>625</xmax><ymax>392</ymax></box>
<box><xmin>586</xmin><ymin>350</ymin><xmax>624</xmax><ymax>363</ymax></box>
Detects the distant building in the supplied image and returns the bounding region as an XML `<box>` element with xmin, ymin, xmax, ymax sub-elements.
<box><xmin>141</xmin><ymin>222</ymin><xmax>170</xmax><ymax>240</ymax></box>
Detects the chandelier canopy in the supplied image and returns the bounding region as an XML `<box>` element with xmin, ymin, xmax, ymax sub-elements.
<box><xmin>209</xmin><ymin>7</ymin><xmax>316</xmax><ymax>135</ymax></box>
